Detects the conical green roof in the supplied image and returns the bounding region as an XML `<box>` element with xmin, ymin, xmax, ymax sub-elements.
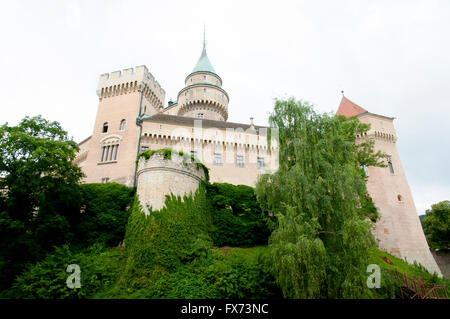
<box><xmin>192</xmin><ymin>47</ymin><xmax>216</xmax><ymax>74</ymax></box>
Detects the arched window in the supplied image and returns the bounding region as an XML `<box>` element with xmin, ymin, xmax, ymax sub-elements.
<box><xmin>102</xmin><ymin>122</ymin><xmax>109</xmax><ymax>133</ymax></box>
<box><xmin>397</xmin><ymin>194</ymin><xmax>403</xmax><ymax>201</ymax></box>
<box><xmin>100</xmin><ymin>144</ymin><xmax>119</xmax><ymax>162</ymax></box>
<box><xmin>120</xmin><ymin>119</ymin><xmax>126</xmax><ymax>131</ymax></box>
<box><xmin>99</xmin><ymin>135</ymin><xmax>122</xmax><ymax>163</ymax></box>
<box><xmin>387</xmin><ymin>156</ymin><xmax>395</xmax><ymax>174</ymax></box>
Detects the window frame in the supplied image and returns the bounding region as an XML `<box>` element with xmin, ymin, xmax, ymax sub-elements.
<box><xmin>236</xmin><ymin>154</ymin><xmax>244</xmax><ymax>167</ymax></box>
<box><xmin>120</xmin><ymin>119</ymin><xmax>126</xmax><ymax>131</ymax></box>
<box><xmin>257</xmin><ymin>157</ymin><xmax>264</xmax><ymax>169</ymax></box>
<box><xmin>213</xmin><ymin>152</ymin><xmax>223</xmax><ymax>166</ymax></box>
<box><xmin>387</xmin><ymin>156</ymin><xmax>395</xmax><ymax>174</ymax></box>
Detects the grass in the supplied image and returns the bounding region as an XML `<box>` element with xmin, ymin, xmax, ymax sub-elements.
<box><xmin>84</xmin><ymin>245</ymin><xmax>450</xmax><ymax>299</ymax></box>
<box><xmin>368</xmin><ymin>248</ymin><xmax>450</xmax><ymax>297</ymax></box>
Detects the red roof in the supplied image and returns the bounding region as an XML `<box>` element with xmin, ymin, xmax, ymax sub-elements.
<box><xmin>336</xmin><ymin>96</ymin><xmax>367</xmax><ymax>117</ymax></box>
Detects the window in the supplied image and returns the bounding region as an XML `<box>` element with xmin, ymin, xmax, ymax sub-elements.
<box><xmin>197</xmin><ymin>113</ymin><xmax>204</xmax><ymax>119</ymax></box>
<box><xmin>397</xmin><ymin>194</ymin><xmax>403</xmax><ymax>202</ymax></box>
<box><xmin>213</xmin><ymin>153</ymin><xmax>222</xmax><ymax>165</ymax></box>
<box><xmin>102</xmin><ymin>122</ymin><xmax>109</xmax><ymax>133</ymax></box>
<box><xmin>141</xmin><ymin>146</ymin><xmax>149</xmax><ymax>152</ymax></box>
<box><xmin>120</xmin><ymin>119</ymin><xmax>126</xmax><ymax>131</ymax></box>
<box><xmin>203</xmin><ymin>88</ymin><xmax>206</xmax><ymax>93</ymax></box>
<box><xmin>190</xmin><ymin>150</ymin><xmax>197</xmax><ymax>158</ymax></box>
<box><xmin>101</xmin><ymin>177</ymin><xmax>110</xmax><ymax>183</ymax></box>
<box><xmin>387</xmin><ymin>157</ymin><xmax>394</xmax><ymax>174</ymax></box>
<box><xmin>361</xmin><ymin>165</ymin><xmax>369</xmax><ymax>176</ymax></box>
<box><xmin>257</xmin><ymin>157</ymin><xmax>264</xmax><ymax>169</ymax></box>
<box><xmin>100</xmin><ymin>144</ymin><xmax>119</xmax><ymax>162</ymax></box>
<box><xmin>203</xmin><ymin>75</ymin><xmax>206</xmax><ymax>80</ymax></box>
<box><xmin>236</xmin><ymin>155</ymin><xmax>244</xmax><ymax>167</ymax></box>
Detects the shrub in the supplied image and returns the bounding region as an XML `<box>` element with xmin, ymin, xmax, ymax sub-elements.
<box><xmin>3</xmin><ymin>244</ymin><xmax>126</xmax><ymax>299</ymax></box>
<box><xmin>72</xmin><ymin>183</ymin><xmax>135</xmax><ymax>249</ymax></box>
<box><xmin>207</xmin><ymin>183</ymin><xmax>272</xmax><ymax>247</ymax></box>
<box><xmin>126</xmin><ymin>246</ymin><xmax>282</xmax><ymax>299</ymax></box>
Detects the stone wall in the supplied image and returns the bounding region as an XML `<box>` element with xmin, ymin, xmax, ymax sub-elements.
<box><xmin>358</xmin><ymin>112</ymin><xmax>442</xmax><ymax>276</ymax></box>
<box><xmin>136</xmin><ymin>151</ymin><xmax>206</xmax><ymax>213</ymax></box>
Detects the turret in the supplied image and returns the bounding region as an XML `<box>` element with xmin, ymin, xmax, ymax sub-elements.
<box><xmin>176</xmin><ymin>35</ymin><xmax>229</xmax><ymax>121</ymax></box>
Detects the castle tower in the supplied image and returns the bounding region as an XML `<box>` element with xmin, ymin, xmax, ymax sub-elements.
<box><xmin>136</xmin><ymin>150</ymin><xmax>207</xmax><ymax>213</ymax></box>
<box><xmin>80</xmin><ymin>65</ymin><xmax>165</xmax><ymax>186</ymax></box>
<box><xmin>176</xmin><ymin>34</ymin><xmax>229</xmax><ymax>121</ymax></box>
<box><xmin>337</xmin><ymin>96</ymin><xmax>442</xmax><ymax>276</ymax></box>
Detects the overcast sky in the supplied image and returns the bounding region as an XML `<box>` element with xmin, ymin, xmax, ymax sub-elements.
<box><xmin>1</xmin><ymin>0</ymin><xmax>449</xmax><ymax>214</ymax></box>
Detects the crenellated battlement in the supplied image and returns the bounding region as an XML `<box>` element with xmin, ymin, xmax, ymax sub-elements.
<box><xmin>97</xmin><ymin>65</ymin><xmax>166</xmax><ymax>107</ymax></box>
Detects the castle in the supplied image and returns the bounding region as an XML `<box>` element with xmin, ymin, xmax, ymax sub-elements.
<box><xmin>74</xmin><ymin>37</ymin><xmax>442</xmax><ymax>276</ymax></box>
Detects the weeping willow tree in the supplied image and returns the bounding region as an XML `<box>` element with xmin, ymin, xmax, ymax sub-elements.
<box><xmin>256</xmin><ymin>97</ymin><xmax>386</xmax><ymax>298</ymax></box>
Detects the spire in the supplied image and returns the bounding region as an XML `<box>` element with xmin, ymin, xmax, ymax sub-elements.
<box><xmin>203</xmin><ymin>24</ymin><xmax>206</xmax><ymax>50</ymax></box>
<box><xmin>336</xmin><ymin>95</ymin><xmax>367</xmax><ymax>117</ymax></box>
<box><xmin>191</xmin><ymin>28</ymin><xmax>217</xmax><ymax>74</ymax></box>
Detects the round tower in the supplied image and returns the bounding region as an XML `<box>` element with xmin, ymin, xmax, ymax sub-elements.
<box><xmin>136</xmin><ymin>150</ymin><xmax>207</xmax><ymax>213</ymax></box>
<box><xmin>177</xmin><ymin>36</ymin><xmax>229</xmax><ymax>121</ymax></box>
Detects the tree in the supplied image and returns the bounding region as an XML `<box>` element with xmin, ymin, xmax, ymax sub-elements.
<box><xmin>423</xmin><ymin>200</ymin><xmax>450</xmax><ymax>250</ymax></box>
<box><xmin>0</xmin><ymin>115</ymin><xmax>83</xmax><ymax>289</ymax></box>
<box><xmin>255</xmin><ymin>97</ymin><xmax>385</xmax><ymax>298</ymax></box>
<box><xmin>73</xmin><ymin>183</ymin><xmax>135</xmax><ymax>249</ymax></box>
<box><xmin>206</xmin><ymin>183</ymin><xmax>272</xmax><ymax>247</ymax></box>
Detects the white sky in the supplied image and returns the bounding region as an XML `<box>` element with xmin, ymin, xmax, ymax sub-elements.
<box><xmin>1</xmin><ymin>0</ymin><xmax>449</xmax><ymax>214</ymax></box>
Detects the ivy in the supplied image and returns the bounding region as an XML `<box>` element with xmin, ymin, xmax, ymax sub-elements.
<box><xmin>136</xmin><ymin>148</ymin><xmax>210</xmax><ymax>182</ymax></box>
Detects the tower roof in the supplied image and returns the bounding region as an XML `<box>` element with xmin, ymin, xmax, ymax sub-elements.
<box><xmin>336</xmin><ymin>96</ymin><xmax>367</xmax><ymax>117</ymax></box>
<box><xmin>192</xmin><ymin>47</ymin><xmax>216</xmax><ymax>74</ymax></box>
<box><xmin>191</xmin><ymin>28</ymin><xmax>217</xmax><ymax>75</ymax></box>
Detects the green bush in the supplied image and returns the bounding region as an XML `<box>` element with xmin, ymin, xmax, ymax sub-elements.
<box><xmin>73</xmin><ymin>183</ymin><xmax>135</xmax><ymax>249</ymax></box>
<box><xmin>2</xmin><ymin>244</ymin><xmax>126</xmax><ymax>299</ymax></box>
<box><xmin>126</xmin><ymin>246</ymin><xmax>281</xmax><ymax>299</ymax></box>
<box><xmin>207</xmin><ymin>183</ymin><xmax>272</xmax><ymax>247</ymax></box>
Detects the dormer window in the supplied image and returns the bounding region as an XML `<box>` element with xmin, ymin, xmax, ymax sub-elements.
<box><xmin>197</xmin><ymin>113</ymin><xmax>204</xmax><ymax>119</ymax></box>
<box><xmin>120</xmin><ymin>119</ymin><xmax>126</xmax><ymax>131</ymax></box>
<box><xmin>102</xmin><ymin>122</ymin><xmax>109</xmax><ymax>133</ymax></box>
